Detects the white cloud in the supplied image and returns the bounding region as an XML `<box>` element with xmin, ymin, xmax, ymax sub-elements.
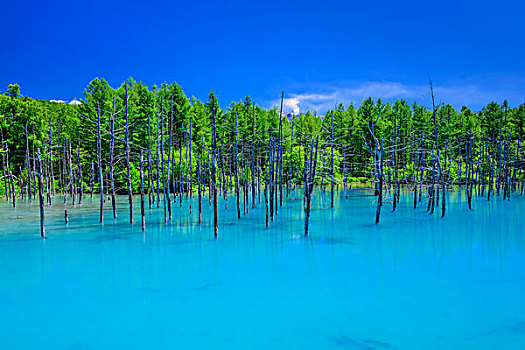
<box><xmin>267</xmin><ymin>79</ymin><xmax>525</xmax><ymax>114</ymax></box>
<box><xmin>50</xmin><ymin>99</ymin><xmax>82</xmax><ymax>105</ymax></box>
<box><xmin>283</xmin><ymin>97</ymin><xmax>300</xmax><ymax>115</ymax></box>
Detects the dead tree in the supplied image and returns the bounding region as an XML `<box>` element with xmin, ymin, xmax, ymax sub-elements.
<box><xmin>160</xmin><ymin>97</ymin><xmax>167</xmax><ymax>223</ymax></box>
<box><xmin>251</xmin><ymin>103</ymin><xmax>256</xmax><ymax>208</ymax></box>
<box><xmin>109</xmin><ymin>97</ymin><xmax>117</xmax><ymax>218</ymax></box>
<box><xmin>140</xmin><ymin>150</ymin><xmax>145</xmax><ymax>231</ymax></box>
<box><xmin>363</xmin><ymin>106</ymin><xmax>385</xmax><ymax>223</ymax></box>
<box><xmin>330</xmin><ymin>110</ymin><xmax>334</xmax><ymax>208</ymax></box>
<box><xmin>211</xmin><ymin>97</ymin><xmax>218</xmax><ymax>237</ymax></box>
<box><xmin>125</xmin><ymin>84</ymin><xmax>133</xmax><ymax>223</ymax></box>
<box><xmin>429</xmin><ymin>80</ymin><xmax>446</xmax><ymax>217</ymax></box>
<box><xmin>235</xmin><ymin>113</ymin><xmax>240</xmax><ymax>219</ymax></box>
<box><xmin>36</xmin><ymin>149</ymin><xmax>46</xmax><ymax>238</ymax></box>
<box><xmin>96</xmin><ymin>102</ymin><xmax>104</xmax><ymax>223</ymax></box>
<box><xmin>304</xmin><ymin>135</ymin><xmax>320</xmax><ymax>235</ymax></box>
<box><xmin>77</xmin><ymin>131</ymin><xmax>83</xmax><ymax>204</ymax></box>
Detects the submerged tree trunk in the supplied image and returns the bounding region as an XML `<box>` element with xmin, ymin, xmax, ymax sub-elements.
<box><xmin>167</xmin><ymin>95</ymin><xmax>174</xmax><ymax>220</ymax></box>
<box><xmin>198</xmin><ymin>153</ymin><xmax>202</xmax><ymax>224</ymax></box>
<box><xmin>251</xmin><ymin>103</ymin><xmax>256</xmax><ymax>208</ymax></box>
<box><xmin>393</xmin><ymin>106</ymin><xmax>399</xmax><ymax>211</ymax></box>
<box><xmin>77</xmin><ymin>131</ymin><xmax>83</xmax><ymax>205</ymax></box>
<box><xmin>36</xmin><ymin>149</ymin><xmax>46</xmax><ymax>238</ymax></box>
<box><xmin>305</xmin><ymin>136</ymin><xmax>320</xmax><ymax>235</ymax></box>
<box><xmin>140</xmin><ymin>150</ymin><xmax>145</xmax><ymax>231</ymax></box>
<box><xmin>109</xmin><ymin>98</ymin><xmax>116</xmax><ymax>218</ymax></box>
<box><xmin>96</xmin><ymin>102</ymin><xmax>104</xmax><ymax>223</ymax></box>
<box><xmin>147</xmin><ymin>113</ymin><xmax>153</xmax><ymax>209</ymax></box>
<box><xmin>235</xmin><ymin>113</ymin><xmax>240</xmax><ymax>219</ymax></box>
<box><xmin>68</xmin><ymin>135</ymin><xmax>75</xmax><ymax>205</ymax></box>
<box><xmin>375</xmin><ymin>139</ymin><xmax>384</xmax><ymax>224</ymax></box>
<box><xmin>160</xmin><ymin>97</ymin><xmax>167</xmax><ymax>223</ymax></box>
<box><xmin>211</xmin><ymin>97</ymin><xmax>218</xmax><ymax>237</ymax></box>
<box><xmin>189</xmin><ymin>118</ymin><xmax>193</xmax><ymax>214</ymax></box>
<box><xmin>330</xmin><ymin>111</ymin><xmax>334</xmax><ymax>208</ymax></box>
<box><xmin>279</xmin><ymin>91</ymin><xmax>284</xmax><ymax>208</ymax></box>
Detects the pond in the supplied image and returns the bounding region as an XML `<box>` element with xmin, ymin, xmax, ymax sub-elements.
<box><xmin>1</xmin><ymin>189</ymin><xmax>524</xmax><ymax>349</ymax></box>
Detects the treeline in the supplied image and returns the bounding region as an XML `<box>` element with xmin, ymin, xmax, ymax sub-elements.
<box><xmin>1</xmin><ymin>77</ymin><xmax>525</xmax><ymax>199</ymax></box>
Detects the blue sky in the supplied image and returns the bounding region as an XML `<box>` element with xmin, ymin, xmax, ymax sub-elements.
<box><xmin>1</xmin><ymin>0</ymin><xmax>524</xmax><ymax>113</ymax></box>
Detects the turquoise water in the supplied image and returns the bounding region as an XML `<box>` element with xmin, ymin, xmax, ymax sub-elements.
<box><xmin>1</xmin><ymin>189</ymin><xmax>525</xmax><ymax>349</ymax></box>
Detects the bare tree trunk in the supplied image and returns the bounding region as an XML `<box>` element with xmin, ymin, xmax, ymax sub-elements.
<box><xmin>198</xmin><ymin>152</ymin><xmax>202</xmax><ymax>223</ymax></box>
<box><xmin>235</xmin><ymin>113</ymin><xmax>240</xmax><ymax>219</ymax></box>
<box><xmin>497</xmin><ymin>108</ymin><xmax>503</xmax><ymax>196</ymax></box>
<box><xmin>31</xmin><ymin>123</ymin><xmax>37</xmax><ymax>200</ymax></box>
<box><xmin>68</xmin><ymin>135</ymin><xmax>75</xmax><ymax>205</ymax></box>
<box><xmin>167</xmin><ymin>95</ymin><xmax>174</xmax><ymax>220</ymax></box>
<box><xmin>393</xmin><ymin>106</ymin><xmax>399</xmax><ymax>211</ymax></box>
<box><xmin>140</xmin><ymin>150</ymin><xmax>145</xmax><ymax>231</ymax></box>
<box><xmin>211</xmin><ymin>97</ymin><xmax>218</xmax><ymax>237</ymax></box>
<box><xmin>96</xmin><ymin>102</ymin><xmax>104</xmax><ymax>223</ymax></box>
<box><xmin>305</xmin><ymin>136</ymin><xmax>320</xmax><ymax>234</ymax></box>
<box><xmin>221</xmin><ymin>131</ymin><xmax>226</xmax><ymax>211</ymax></box>
<box><xmin>279</xmin><ymin>92</ymin><xmax>284</xmax><ymax>208</ymax></box>
<box><xmin>189</xmin><ymin>118</ymin><xmax>193</xmax><ymax>196</ymax></box>
<box><xmin>467</xmin><ymin>134</ymin><xmax>473</xmax><ymax>209</ymax></box>
<box><xmin>264</xmin><ymin>177</ymin><xmax>268</xmax><ymax>227</ymax></box>
<box><xmin>49</xmin><ymin>124</ymin><xmax>55</xmax><ymax>197</ymax></box>
<box><xmin>5</xmin><ymin>140</ymin><xmax>16</xmax><ymax>207</ymax></box>
<box><xmin>45</xmin><ymin>147</ymin><xmax>51</xmax><ymax>205</ymax></box>
<box><xmin>269</xmin><ymin>131</ymin><xmax>274</xmax><ymax>221</ymax></box>
<box><xmin>251</xmin><ymin>103</ymin><xmax>256</xmax><ymax>208</ymax></box>
<box><xmin>330</xmin><ymin>110</ymin><xmax>334</xmax><ymax>208</ymax></box>
<box><xmin>160</xmin><ymin>97</ymin><xmax>167</xmax><ymax>223</ymax></box>
<box><xmin>125</xmin><ymin>85</ymin><xmax>133</xmax><ymax>223</ymax></box>
<box><xmin>488</xmin><ymin>135</ymin><xmax>493</xmax><ymax>200</ymax></box>
<box><xmin>109</xmin><ymin>98</ymin><xmax>117</xmax><ymax>218</ymax></box>
<box><xmin>147</xmin><ymin>113</ymin><xmax>153</xmax><ymax>209</ymax></box>
<box><xmin>77</xmin><ymin>131</ymin><xmax>83</xmax><ymax>204</ymax></box>
<box><xmin>375</xmin><ymin>139</ymin><xmax>383</xmax><ymax>224</ymax></box>
<box><xmin>36</xmin><ymin>149</ymin><xmax>46</xmax><ymax>238</ymax></box>
<box><xmin>156</xmin><ymin>117</ymin><xmax>160</xmax><ymax>208</ymax></box>
<box><xmin>189</xmin><ymin>118</ymin><xmax>193</xmax><ymax>215</ymax></box>
<box><xmin>90</xmin><ymin>160</ymin><xmax>94</xmax><ymax>199</ymax></box>
<box><xmin>179</xmin><ymin>125</ymin><xmax>184</xmax><ymax>207</ymax></box>
<box><xmin>25</xmin><ymin>125</ymin><xmax>32</xmax><ymax>202</ymax></box>
<box><xmin>289</xmin><ymin>115</ymin><xmax>295</xmax><ymax>197</ymax></box>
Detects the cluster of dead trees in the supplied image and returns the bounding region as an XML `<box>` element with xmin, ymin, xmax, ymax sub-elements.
<box><xmin>1</xmin><ymin>85</ymin><xmax>524</xmax><ymax>238</ymax></box>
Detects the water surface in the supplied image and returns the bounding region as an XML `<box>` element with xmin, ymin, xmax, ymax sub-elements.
<box><xmin>1</xmin><ymin>189</ymin><xmax>524</xmax><ymax>349</ymax></box>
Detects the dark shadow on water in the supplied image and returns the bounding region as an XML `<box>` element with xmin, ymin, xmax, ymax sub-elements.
<box><xmin>64</xmin><ymin>338</ymin><xmax>94</xmax><ymax>350</ymax></box>
<box><xmin>191</xmin><ymin>281</ymin><xmax>220</xmax><ymax>291</ymax></box>
<box><xmin>94</xmin><ymin>235</ymin><xmax>131</xmax><ymax>242</ymax></box>
<box><xmin>328</xmin><ymin>335</ymin><xmax>394</xmax><ymax>349</ymax></box>
<box><xmin>506</xmin><ymin>319</ymin><xmax>525</xmax><ymax>333</ymax></box>
<box><xmin>464</xmin><ymin>318</ymin><xmax>525</xmax><ymax>341</ymax></box>
<box><xmin>0</xmin><ymin>236</ymin><xmax>44</xmax><ymax>243</ymax></box>
<box><xmin>163</xmin><ymin>239</ymin><xmax>205</xmax><ymax>246</ymax></box>
<box><xmin>309</xmin><ymin>236</ymin><xmax>355</xmax><ymax>246</ymax></box>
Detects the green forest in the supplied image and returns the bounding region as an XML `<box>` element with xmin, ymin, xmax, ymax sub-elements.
<box><xmin>1</xmin><ymin>78</ymin><xmax>524</xmax><ymax>198</ymax></box>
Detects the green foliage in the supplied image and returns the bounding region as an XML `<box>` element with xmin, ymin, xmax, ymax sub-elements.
<box><xmin>5</xmin><ymin>84</ymin><xmax>21</xmax><ymax>98</ymax></box>
<box><xmin>1</xmin><ymin>79</ymin><xmax>524</xmax><ymax>196</ymax></box>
